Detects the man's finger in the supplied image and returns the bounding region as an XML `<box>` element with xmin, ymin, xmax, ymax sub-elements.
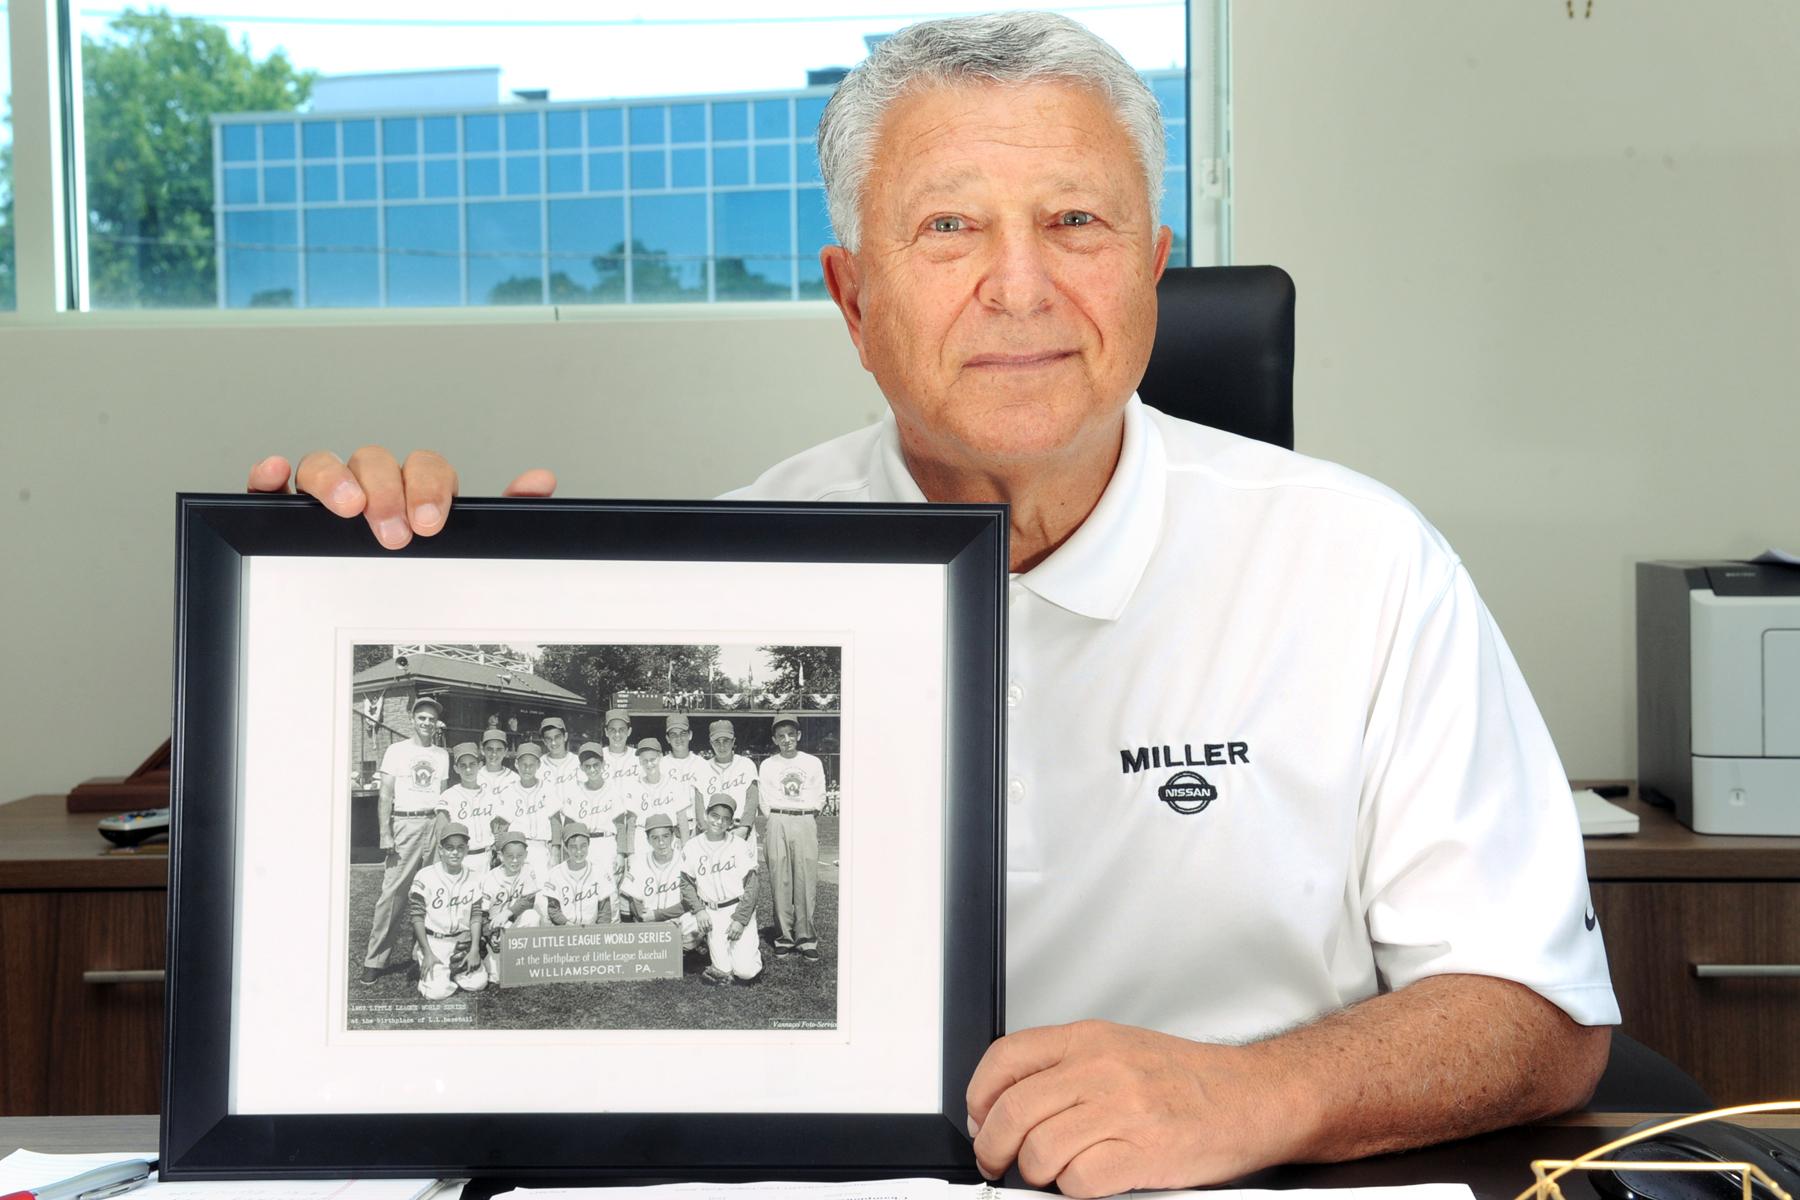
<box><xmin>971</xmin><ymin>1062</ymin><xmax>1081</xmax><ymax>1181</ymax></box>
<box><xmin>247</xmin><ymin>455</ymin><xmax>293</xmax><ymax>494</ymax></box>
<box><xmin>295</xmin><ymin>450</ymin><xmax>367</xmax><ymax>518</ymax></box>
<box><xmin>503</xmin><ymin>467</ymin><xmax>557</xmax><ymax>498</ymax></box>
<box><xmin>1055</xmin><ymin>1138</ymin><xmax>1139</xmax><ymax>1200</ymax></box>
<box><xmin>346</xmin><ymin>446</ymin><xmax>410</xmax><ymax>549</ymax></box>
<box><xmin>401</xmin><ymin>449</ymin><xmax>458</xmax><ymax>537</ymax></box>
<box><xmin>966</xmin><ymin>1023</ymin><xmax>1076</xmax><ymax>1129</ymax></box>
<box><xmin>1012</xmin><ymin>1101</ymin><xmax>1113</xmax><ymax>1190</ymax></box>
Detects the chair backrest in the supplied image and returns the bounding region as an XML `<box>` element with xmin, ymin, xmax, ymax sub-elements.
<box><xmin>1138</xmin><ymin>265</ymin><xmax>1297</xmax><ymax>450</ymax></box>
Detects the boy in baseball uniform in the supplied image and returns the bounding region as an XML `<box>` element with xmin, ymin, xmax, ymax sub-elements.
<box><xmin>625</xmin><ymin>737</ymin><xmax>691</xmax><ymax>851</ymax></box>
<box><xmin>625</xmin><ymin>813</ymin><xmax>699</xmax><ymax>953</ymax></box>
<box><xmin>599</xmin><ymin>708</ymin><xmax>640</xmax><ymax>789</ymax></box>
<box><xmin>567</xmin><ymin>742</ymin><xmax>629</xmax><ymax>881</ymax></box>
<box><xmin>542</xmin><ymin>821</ymin><xmax>616</xmax><ymax>926</ymax></box>
<box><xmin>474</xmin><ymin>829</ymin><xmax>541</xmax><ymax>986</ymax></box>
<box><xmin>660</xmin><ymin>715</ymin><xmax>708</xmax><ymax>832</ymax></box>
<box><xmin>682</xmin><ymin>796</ymin><xmax>764</xmax><ymax>986</ymax></box>
<box><xmin>409</xmin><ymin>822</ymin><xmax>488</xmax><ymax>999</ymax></box>
<box><xmin>503</xmin><ymin>741</ymin><xmax>563</xmax><ymax>880</ymax></box>
<box><xmin>434</xmin><ymin>743</ymin><xmax>495</xmax><ymax>881</ymax></box>
<box><xmin>362</xmin><ymin>694</ymin><xmax>450</xmax><ymax>984</ymax></box>
<box><xmin>759</xmin><ymin>714</ymin><xmax>828</xmax><ymax>962</ymax></box>
<box><xmin>697</xmin><ymin>719</ymin><xmax>760</xmax><ymax>839</ymax></box>
<box><xmin>537</xmin><ymin>716</ymin><xmax>582</xmax><ymax>821</ymax></box>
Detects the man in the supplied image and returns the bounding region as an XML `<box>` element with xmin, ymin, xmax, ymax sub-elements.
<box><xmin>598</xmin><ymin>709</ymin><xmax>641</xmax><ymax>790</ymax></box>
<box><xmin>250</xmin><ymin>13</ymin><xmax>1614</xmax><ymax>1193</ymax></box>
<box><xmin>362</xmin><ymin>695</ymin><xmax>450</xmax><ymax>984</ymax></box>
<box><xmin>758</xmin><ymin>714</ymin><xmax>827</xmax><ymax>962</ymax></box>
<box><xmin>696</xmin><ymin>719</ymin><xmax>759</xmax><ymax>840</ymax></box>
<box><xmin>409</xmin><ymin>822</ymin><xmax>488</xmax><ymax>999</ymax></box>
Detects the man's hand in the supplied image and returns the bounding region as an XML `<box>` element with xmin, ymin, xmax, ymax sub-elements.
<box><xmin>246</xmin><ymin>448</ymin><xmax>556</xmax><ymax>549</ymax></box>
<box><xmin>965</xmin><ymin>1020</ymin><xmax>1297</xmax><ymax>1197</ymax></box>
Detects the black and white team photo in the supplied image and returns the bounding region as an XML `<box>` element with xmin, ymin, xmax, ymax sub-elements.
<box><xmin>342</xmin><ymin>641</ymin><xmax>843</xmax><ymax>1033</ymax></box>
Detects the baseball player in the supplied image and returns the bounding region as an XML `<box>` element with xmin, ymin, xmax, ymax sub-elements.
<box><xmin>477</xmin><ymin>727</ymin><xmax>519</xmax><ymax>795</ymax></box>
<box><xmin>566</xmin><ymin>742</ymin><xmax>630</xmax><ymax>878</ymax></box>
<box><xmin>361</xmin><ymin>695</ymin><xmax>451</xmax><ymax>984</ymax></box>
<box><xmin>409</xmin><ymin>822</ymin><xmax>488</xmax><ymax>999</ymax></box>
<box><xmin>625</xmin><ymin>812</ymin><xmax>700</xmax><ymax>952</ymax></box>
<box><xmin>502</xmin><ymin>741</ymin><xmax>563</xmax><ymax>879</ymax></box>
<box><xmin>695</xmin><ymin>719</ymin><xmax>760</xmax><ymax>839</ymax></box>
<box><xmin>598</xmin><ymin>708</ymin><xmax>641</xmax><ymax>789</ymax></box>
<box><xmin>759</xmin><ymin>714</ymin><xmax>828</xmax><ymax>962</ymax></box>
<box><xmin>681</xmin><ymin>795</ymin><xmax>764</xmax><ymax>985</ymax></box>
<box><xmin>537</xmin><ymin>716</ymin><xmax>583</xmax><ymax>824</ymax></box>
<box><xmin>474</xmin><ymin>828</ymin><xmax>541</xmax><ymax>986</ymax></box>
<box><xmin>542</xmin><ymin>821</ymin><xmax>616</xmax><ymax>926</ymax></box>
<box><xmin>434</xmin><ymin>743</ymin><xmax>495</xmax><ymax>880</ymax></box>
<box><xmin>623</xmin><ymin>737</ymin><xmax>692</xmax><ymax>854</ymax></box>
<box><xmin>660</xmin><ymin>714</ymin><xmax>708</xmax><ymax>832</ymax></box>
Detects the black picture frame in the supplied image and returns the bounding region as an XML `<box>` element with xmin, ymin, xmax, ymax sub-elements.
<box><xmin>163</xmin><ymin>493</ymin><xmax>1007</xmax><ymax>1184</ymax></box>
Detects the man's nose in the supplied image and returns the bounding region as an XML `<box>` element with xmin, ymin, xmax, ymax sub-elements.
<box><xmin>975</xmin><ymin>224</ymin><xmax>1057</xmax><ymax>316</ymax></box>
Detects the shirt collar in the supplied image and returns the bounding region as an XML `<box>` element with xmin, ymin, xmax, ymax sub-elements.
<box><xmin>866</xmin><ymin>395</ymin><xmax>1166</xmax><ymax>622</ymax></box>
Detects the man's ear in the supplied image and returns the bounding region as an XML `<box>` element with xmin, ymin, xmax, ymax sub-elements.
<box><xmin>1151</xmin><ymin>224</ymin><xmax>1174</xmax><ymax>283</ymax></box>
<box><xmin>822</xmin><ymin>245</ymin><xmax>874</xmax><ymax>372</ymax></box>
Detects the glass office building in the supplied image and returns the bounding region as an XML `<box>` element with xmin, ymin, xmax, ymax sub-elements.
<box><xmin>212</xmin><ymin>72</ymin><xmax>1188</xmax><ymax>309</ymax></box>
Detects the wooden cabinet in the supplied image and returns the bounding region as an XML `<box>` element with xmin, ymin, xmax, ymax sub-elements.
<box><xmin>1583</xmin><ymin>789</ymin><xmax>1800</xmax><ymax>1104</ymax></box>
<box><xmin>0</xmin><ymin>797</ymin><xmax>167</xmax><ymax>1115</ymax></box>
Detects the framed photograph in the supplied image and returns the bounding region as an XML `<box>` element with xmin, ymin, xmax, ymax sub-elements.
<box><xmin>162</xmin><ymin>494</ymin><xmax>1006</xmax><ymax>1184</ymax></box>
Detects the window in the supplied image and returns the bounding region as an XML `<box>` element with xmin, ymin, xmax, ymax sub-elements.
<box><xmin>59</xmin><ymin>3</ymin><xmax>1209</xmax><ymax>312</ymax></box>
<box><xmin>1</xmin><ymin>20</ymin><xmax>14</xmax><ymax>311</ymax></box>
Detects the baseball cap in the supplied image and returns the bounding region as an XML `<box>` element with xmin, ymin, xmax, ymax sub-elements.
<box><xmin>450</xmin><ymin>742</ymin><xmax>480</xmax><ymax>762</ymax></box>
<box><xmin>643</xmin><ymin>812</ymin><xmax>676</xmax><ymax>832</ymax></box>
<box><xmin>438</xmin><ymin>821</ymin><xmax>471</xmax><ymax>843</ymax></box>
<box><xmin>705</xmin><ymin>793</ymin><xmax>736</xmax><ymax>814</ymax></box>
<box><xmin>560</xmin><ymin>820</ymin><xmax>592</xmax><ymax>843</ymax></box>
<box><xmin>514</xmin><ymin>741</ymin><xmax>544</xmax><ymax>760</ymax></box>
<box><xmin>480</xmin><ymin>728</ymin><xmax>508</xmax><ymax>745</ymax></box>
<box><xmin>709</xmin><ymin>719</ymin><xmax>735</xmax><ymax>737</ymax></box>
<box><xmin>665</xmin><ymin>714</ymin><xmax>690</xmax><ymax>731</ymax></box>
<box><xmin>772</xmin><ymin>713</ymin><xmax>800</xmax><ymax>731</ymax></box>
<box><xmin>636</xmin><ymin>737</ymin><xmax>662</xmax><ymax>755</ymax></box>
<box><xmin>539</xmin><ymin>716</ymin><xmax>567</xmax><ymax>732</ymax></box>
<box><xmin>578</xmin><ymin>742</ymin><xmax>605</xmax><ymax>760</ymax></box>
<box><xmin>411</xmin><ymin>695</ymin><xmax>443</xmax><ymax>715</ymax></box>
<box><xmin>604</xmin><ymin>708</ymin><xmax>630</xmax><ymax>726</ymax></box>
<box><xmin>494</xmin><ymin>829</ymin><xmax>528</xmax><ymax>852</ymax></box>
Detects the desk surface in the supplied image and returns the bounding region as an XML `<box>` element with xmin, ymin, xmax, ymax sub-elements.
<box><xmin>0</xmin><ymin>795</ymin><xmax>167</xmax><ymax>890</ymax></box>
<box><xmin>13</xmin><ymin>1114</ymin><xmax>1799</xmax><ymax>1200</ymax></box>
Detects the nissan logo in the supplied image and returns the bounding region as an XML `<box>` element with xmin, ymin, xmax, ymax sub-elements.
<box><xmin>1158</xmin><ymin>770</ymin><xmax>1217</xmax><ymax>815</ymax></box>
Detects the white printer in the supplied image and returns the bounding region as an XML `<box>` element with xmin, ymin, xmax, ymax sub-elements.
<box><xmin>1638</xmin><ymin>560</ymin><xmax>1800</xmax><ymax>834</ymax></box>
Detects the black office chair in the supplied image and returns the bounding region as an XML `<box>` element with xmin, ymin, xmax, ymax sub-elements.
<box><xmin>1139</xmin><ymin>264</ymin><xmax>1297</xmax><ymax>449</ymax></box>
<box><xmin>1140</xmin><ymin>264</ymin><xmax>1713</xmax><ymax>1113</ymax></box>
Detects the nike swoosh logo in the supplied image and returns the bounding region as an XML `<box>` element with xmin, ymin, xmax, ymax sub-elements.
<box><xmin>1584</xmin><ymin>908</ymin><xmax>1598</xmax><ymax>932</ymax></box>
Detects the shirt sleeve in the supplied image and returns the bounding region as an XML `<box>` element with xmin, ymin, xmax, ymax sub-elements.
<box><xmin>1358</xmin><ymin>561</ymin><xmax>1620</xmax><ymax>1026</ymax></box>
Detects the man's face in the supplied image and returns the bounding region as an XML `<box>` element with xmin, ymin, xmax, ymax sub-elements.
<box><xmin>822</xmin><ymin>81</ymin><xmax>1170</xmax><ymax>475</ymax></box>
<box><xmin>711</xmin><ymin>734</ymin><xmax>734</xmax><ymax>760</ymax></box>
<box><xmin>543</xmin><ymin>726</ymin><xmax>568</xmax><ymax>755</ymax></box>
<box><xmin>606</xmin><ymin>720</ymin><xmax>631</xmax><ymax>747</ymax></box>
<box><xmin>439</xmin><ymin>835</ymin><xmax>467</xmax><ymax>870</ymax></box>
<box><xmin>667</xmin><ymin>727</ymin><xmax>691</xmax><ymax>754</ymax></box>
<box><xmin>481</xmin><ymin>740</ymin><xmax>506</xmax><ymax>767</ymax></box>
<box><xmin>647</xmin><ymin>826</ymin><xmax>675</xmax><ymax>856</ymax></box>
<box><xmin>454</xmin><ymin>755</ymin><xmax>480</xmax><ymax>786</ymax></box>
<box><xmin>705</xmin><ymin>806</ymin><xmax>732</xmax><ymax>836</ymax></box>
<box><xmin>412</xmin><ymin>708</ymin><xmax>441</xmax><ymax>740</ymax></box>
<box><xmin>773</xmin><ymin>725</ymin><xmax>799</xmax><ymax>754</ymax></box>
<box><xmin>563</xmin><ymin>834</ymin><xmax>589</xmax><ymax>868</ymax></box>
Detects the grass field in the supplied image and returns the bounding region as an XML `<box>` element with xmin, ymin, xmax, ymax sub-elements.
<box><xmin>345</xmin><ymin>817</ymin><xmax>840</xmax><ymax>1032</ymax></box>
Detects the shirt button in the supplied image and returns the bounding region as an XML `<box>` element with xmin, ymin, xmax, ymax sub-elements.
<box><xmin>1007</xmin><ymin>778</ymin><xmax>1025</xmax><ymax>804</ymax></box>
<box><xmin>1006</xmin><ymin>682</ymin><xmax>1023</xmax><ymax>707</ymax></box>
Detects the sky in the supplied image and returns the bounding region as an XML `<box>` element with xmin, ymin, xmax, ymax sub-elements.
<box><xmin>508</xmin><ymin>642</ymin><xmax>769</xmax><ymax>683</ymax></box>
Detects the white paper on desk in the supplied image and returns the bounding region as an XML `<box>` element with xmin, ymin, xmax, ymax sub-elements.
<box><xmin>499</xmin><ymin>1179</ymin><xmax>1475</xmax><ymax>1200</ymax></box>
<box><xmin>0</xmin><ymin>1149</ymin><xmax>451</xmax><ymax>1200</ymax></box>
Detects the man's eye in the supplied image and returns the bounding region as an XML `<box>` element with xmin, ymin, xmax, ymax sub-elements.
<box><xmin>930</xmin><ymin>215</ymin><xmax>965</xmax><ymax>233</ymax></box>
<box><xmin>1059</xmin><ymin>211</ymin><xmax>1097</xmax><ymax>227</ymax></box>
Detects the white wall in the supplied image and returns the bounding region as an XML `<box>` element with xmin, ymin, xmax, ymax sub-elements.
<box><xmin>1231</xmin><ymin>1</ymin><xmax>1800</xmax><ymax>779</ymax></box>
<box><xmin>2</xmin><ymin>1</ymin><xmax>1797</xmax><ymax>797</ymax></box>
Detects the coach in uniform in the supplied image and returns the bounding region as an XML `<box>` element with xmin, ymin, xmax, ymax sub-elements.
<box><xmin>253</xmin><ymin>13</ymin><xmax>1616</xmax><ymax>1193</ymax></box>
<box><xmin>361</xmin><ymin>695</ymin><xmax>450</xmax><ymax>984</ymax></box>
<box><xmin>758</xmin><ymin>714</ymin><xmax>827</xmax><ymax>962</ymax></box>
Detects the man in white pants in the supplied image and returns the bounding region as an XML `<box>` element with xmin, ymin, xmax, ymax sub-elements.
<box><xmin>362</xmin><ymin>695</ymin><xmax>449</xmax><ymax>984</ymax></box>
<box><xmin>758</xmin><ymin>714</ymin><xmax>826</xmax><ymax>962</ymax></box>
<box><xmin>682</xmin><ymin>796</ymin><xmax>763</xmax><ymax>986</ymax></box>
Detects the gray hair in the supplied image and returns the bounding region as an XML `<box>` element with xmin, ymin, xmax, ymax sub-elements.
<box><xmin>816</xmin><ymin>11</ymin><xmax>1166</xmax><ymax>253</ymax></box>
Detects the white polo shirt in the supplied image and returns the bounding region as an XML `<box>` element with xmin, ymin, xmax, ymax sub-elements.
<box><xmin>728</xmin><ymin>396</ymin><xmax>1619</xmax><ymax>1041</ymax></box>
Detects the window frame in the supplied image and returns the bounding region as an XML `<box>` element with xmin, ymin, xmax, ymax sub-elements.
<box><xmin>2</xmin><ymin>0</ymin><xmax>1230</xmax><ymax>326</ymax></box>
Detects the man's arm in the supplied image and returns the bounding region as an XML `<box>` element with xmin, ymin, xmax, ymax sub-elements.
<box><xmin>966</xmin><ymin>973</ymin><xmax>1608</xmax><ymax>1198</ymax></box>
<box><xmin>377</xmin><ymin>773</ymin><xmax>397</xmax><ymax>858</ymax></box>
<box><xmin>738</xmin><ymin>781</ymin><xmax>760</xmax><ymax>838</ymax></box>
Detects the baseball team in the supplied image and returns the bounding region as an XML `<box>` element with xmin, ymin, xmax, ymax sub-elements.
<box><xmin>359</xmin><ymin>695</ymin><xmax>834</xmax><ymax>1002</ymax></box>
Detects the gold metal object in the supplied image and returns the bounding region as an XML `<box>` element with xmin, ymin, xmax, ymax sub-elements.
<box><xmin>1518</xmin><ymin>1102</ymin><xmax>1800</xmax><ymax>1200</ymax></box>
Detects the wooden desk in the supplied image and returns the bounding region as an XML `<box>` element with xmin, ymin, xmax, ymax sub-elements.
<box><xmin>1579</xmin><ymin>785</ymin><xmax>1800</xmax><ymax>1104</ymax></box>
<box><xmin>0</xmin><ymin>796</ymin><xmax>167</xmax><ymax>1115</ymax></box>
